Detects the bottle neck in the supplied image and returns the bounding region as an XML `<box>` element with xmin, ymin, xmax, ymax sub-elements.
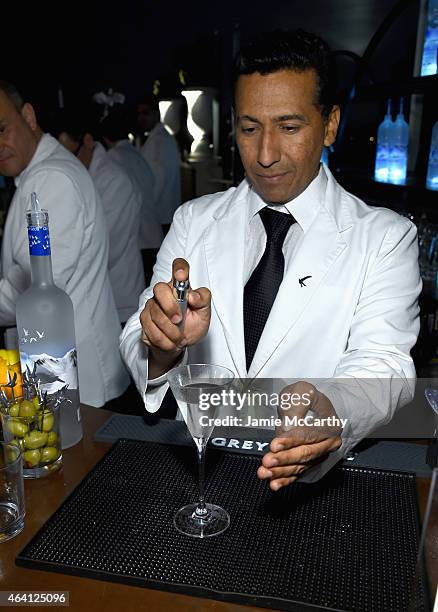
<box><xmin>27</xmin><ymin>221</ymin><xmax>54</xmax><ymax>287</ymax></box>
<box><xmin>386</xmin><ymin>99</ymin><xmax>392</xmax><ymax>118</ymax></box>
<box><xmin>30</xmin><ymin>254</ymin><xmax>54</xmax><ymax>286</ymax></box>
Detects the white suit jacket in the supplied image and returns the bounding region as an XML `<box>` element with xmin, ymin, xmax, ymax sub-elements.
<box><xmin>89</xmin><ymin>142</ymin><xmax>144</xmax><ymax>323</ymax></box>
<box><xmin>120</xmin><ymin>165</ymin><xmax>421</xmax><ymax>481</ymax></box>
<box><xmin>1</xmin><ymin>134</ymin><xmax>129</xmax><ymax>406</ymax></box>
<box><xmin>108</xmin><ymin>140</ymin><xmax>163</xmax><ymax>249</ymax></box>
<box><xmin>140</xmin><ymin>123</ymin><xmax>181</xmax><ymax>225</ymax></box>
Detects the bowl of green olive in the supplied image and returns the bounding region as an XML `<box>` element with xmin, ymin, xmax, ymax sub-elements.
<box><xmin>1</xmin><ymin>396</ymin><xmax>62</xmax><ymax>478</ymax></box>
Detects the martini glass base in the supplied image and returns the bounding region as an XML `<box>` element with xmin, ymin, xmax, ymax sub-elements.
<box><xmin>174</xmin><ymin>503</ymin><xmax>230</xmax><ymax>538</ymax></box>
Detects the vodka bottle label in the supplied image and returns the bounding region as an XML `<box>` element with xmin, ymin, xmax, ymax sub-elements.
<box><xmin>19</xmin><ymin>335</ymin><xmax>78</xmax><ymax>394</ymax></box>
<box><xmin>28</xmin><ymin>225</ymin><xmax>51</xmax><ymax>256</ymax></box>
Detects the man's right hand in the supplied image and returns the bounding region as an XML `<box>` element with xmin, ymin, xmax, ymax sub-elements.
<box><xmin>140</xmin><ymin>258</ymin><xmax>211</xmax><ymax>379</ymax></box>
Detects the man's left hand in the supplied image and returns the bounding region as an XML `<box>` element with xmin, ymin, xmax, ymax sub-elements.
<box><xmin>257</xmin><ymin>381</ymin><xmax>342</xmax><ymax>490</ymax></box>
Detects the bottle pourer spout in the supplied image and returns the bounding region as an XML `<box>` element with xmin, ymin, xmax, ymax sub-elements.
<box><xmin>27</xmin><ymin>192</ymin><xmax>47</xmax><ymax>228</ymax></box>
<box><xmin>31</xmin><ymin>192</ymin><xmax>41</xmax><ymax>212</ymax></box>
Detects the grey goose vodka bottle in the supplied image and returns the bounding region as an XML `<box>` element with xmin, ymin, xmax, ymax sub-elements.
<box><xmin>15</xmin><ymin>193</ymin><xmax>83</xmax><ymax>449</ymax></box>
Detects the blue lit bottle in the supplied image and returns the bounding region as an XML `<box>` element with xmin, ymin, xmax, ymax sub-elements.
<box><xmin>427</xmin><ymin>120</ymin><xmax>438</xmax><ymax>191</ymax></box>
<box><xmin>320</xmin><ymin>146</ymin><xmax>330</xmax><ymax>166</ymax></box>
<box><xmin>388</xmin><ymin>98</ymin><xmax>409</xmax><ymax>185</ymax></box>
<box><xmin>421</xmin><ymin>0</ymin><xmax>438</xmax><ymax>76</ymax></box>
<box><xmin>15</xmin><ymin>193</ymin><xmax>83</xmax><ymax>449</ymax></box>
<box><xmin>374</xmin><ymin>99</ymin><xmax>394</xmax><ymax>183</ymax></box>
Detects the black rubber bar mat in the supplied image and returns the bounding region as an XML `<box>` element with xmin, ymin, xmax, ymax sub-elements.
<box><xmin>17</xmin><ymin>440</ymin><xmax>423</xmax><ymax>612</ymax></box>
<box><xmin>93</xmin><ymin>415</ymin><xmax>432</xmax><ymax>475</ymax></box>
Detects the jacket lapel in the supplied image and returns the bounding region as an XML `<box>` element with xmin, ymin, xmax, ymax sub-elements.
<box><xmin>248</xmin><ymin>175</ymin><xmax>353</xmax><ymax>377</ymax></box>
<box><xmin>203</xmin><ymin>183</ymin><xmax>249</xmax><ymax>378</ymax></box>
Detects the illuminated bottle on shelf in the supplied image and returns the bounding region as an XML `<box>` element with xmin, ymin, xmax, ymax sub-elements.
<box><xmin>427</xmin><ymin>120</ymin><xmax>438</xmax><ymax>191</ymax></box>
<box><xmin>388</xmin><ymin>98</ymin><xmax>409</xmax><ymax>185</ymax></box>
<box><xmin>15</xmin><ymin>193</ymin><xmax>83</xmax><ymax>449</ymax></box>
<box><xmin>374</xmin><ymin>99</ymin><xmax>394</xmax><ymax>183</ymax></box>
<box><xmin>421</xmin><ymin>0</ymin><xmax>438</xmax><ymax>76</ymax></box>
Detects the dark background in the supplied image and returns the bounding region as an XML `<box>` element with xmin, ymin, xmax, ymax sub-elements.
<box><xmin>4</xmin><ymin>0</ymin><xmax>426</xmax><ymax>189</ymax></box>
<box><xmin>3</xmin><ymin>0</ymin><xmax>434</xmax><ymax>218</ymax></box>
<box><xmin>4</xmin><ymin>0</ymin><xmax>404</xmax><ymax>110</ymax></box>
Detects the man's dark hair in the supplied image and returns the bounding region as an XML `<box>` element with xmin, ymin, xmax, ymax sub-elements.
<box><xmin>50</xmin><ymin>107</ymin><xmax>100</xmax><ymax>142</ymax></box>
<box><xmin>100</xmin><ymin>107</ymin><xmax>135</xmax><ymax>142</ymax></box>
<box><xmin>234</xmin><ymin>29</ymin><xmax>337</xmax><ymax>119</ymax></box>
<box><xmin>137</xmin><ymin>93</ymin><xmax>160</xmax><ymax>114</ymax></box>
<box><xmin>0</xmin><ymin>81</ymin><xmax>24</xmax><ymax>112</ymax></box>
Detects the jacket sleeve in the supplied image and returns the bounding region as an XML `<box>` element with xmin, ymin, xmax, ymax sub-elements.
<box><xmin>119</xmin><ymin>202</ymin><xmax>190</xmax><ymax>410</ymax></box>
<box><xmin>0</xmin><ymin>169</ymin><xmax>84</xmax><ymax>325</ymax></box>
<box><xmin>301</xmin><ymin>218</ymin><xmax>422</xmax><ymax>482</ymax></box>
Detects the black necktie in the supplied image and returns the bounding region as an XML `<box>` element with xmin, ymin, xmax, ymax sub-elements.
<box><xmin>244</xmin><ymin>207</ymin><xmax>295</xmax><ymax>371</ymax></box>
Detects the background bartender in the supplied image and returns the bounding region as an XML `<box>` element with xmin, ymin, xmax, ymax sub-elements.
<box><xmin>120</xmin><ymin>29</ymin><xmax>421</xmax><ymax>490</ymax></box>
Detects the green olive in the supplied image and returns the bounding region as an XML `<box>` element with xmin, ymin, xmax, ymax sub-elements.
<box><xmin>5</xmin><ymin>445</ymin><xmax>20</xmax><ymax>463</ymax></box>
<box><xmin>23</xmin><ymin>449</ymin><xmax>41</xmax><ymax>467</ymax></box>
<box><xmin>40</xmin><ymin>446</ymin><xmax>59</xmax><ymax>463</ymax></box>
<box><xmin>8</xmin><ymin>403</ymin><xmax>20</xmax><ymax>417</ymax></box>
<box><xmin>11</xmin><ymin>437</ymin><xmax>25</xmax><ymax>452</ymax></box>
<box><xmin>23</xmin><ymin>430</ymin><xmax>48</xmax><ymax>450</ymax></box>
<box><xmin>37</xmin><ymin>410</ymin><xmax>54</xmax><ymax>432</ymax></box>
<box><xmin>18</xmin><ymin>399</ymin><xmax>37</xmax><ymax>418</ymax></box>
<box><xmin>32</xmin><ymin>396</ymin><xmax>41</xmax><ymax>411</ymax></box>
<box><xmin>46</xmin><ymin>431</ymin><xmax>58</xmax><ymax>447</ymax></box>
<box><xmin>7</xmin><ymin>419</ymin><xmax>29</xmax><ymax>438</ymax></box>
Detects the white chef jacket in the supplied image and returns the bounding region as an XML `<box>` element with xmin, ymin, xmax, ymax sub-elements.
<box><xmin>120</xmin><ymin>164</ymin><xmax>421</xmax><ymax>481</ymax></box>
<box><xmin>0</xmin><ymin>134</ymin><xmax>129</xmax><ymax>406</ymax></box>
<box><xmin>140</xmin><ymin>123</ymin><xmax>181</xmax><ymax>225</ymax></box>
<box><xmin>107</xmin><ymin>140</ymin><xmax>163</xmax><ymax>249</ymax></box>
<box><xmin>88</xmin><ymin>142</ymin><xmax>144</xmax><ymax>323</ymax></box>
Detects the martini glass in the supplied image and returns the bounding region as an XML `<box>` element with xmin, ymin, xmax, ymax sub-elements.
<box><xmin>167</xmin><ymin>363</ymin><xmax>234</xmax><ymax>538</ymax></box>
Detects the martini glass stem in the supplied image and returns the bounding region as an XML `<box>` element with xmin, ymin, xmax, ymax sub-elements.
<box><xmin>194</xmin><ymin>440</ymin><xmax>209</xmax><ymax>520</ymax></box>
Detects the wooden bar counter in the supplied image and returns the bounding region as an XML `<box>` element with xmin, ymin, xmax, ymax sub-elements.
<box><xmin>0</xmin><ymin>405</ymin><xmax>433</xmax><ymax>611</ymax></box>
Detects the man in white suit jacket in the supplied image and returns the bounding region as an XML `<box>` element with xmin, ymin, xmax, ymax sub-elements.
<box><xmin>0</xmin><ymin>81</ymin><xmax>129</xmax><ymax>407</ymax></box>
<box><xmin>99</xmin><ymin>107</ymin><xmax>163</xmax><ymax>252</ymax></box>
<box><xmin>56</xmin><ymin>120</ymin><xmax>144</xmax><ymax>325</ymax></box>
<box><xmin>120</xmin><ymin>31</ymin><xmax>421</xmax><ymax>486</ymax></box>
<box><xmin>99</xmin><ymin>108</ymin><xmax>164</xmax><ymax>285</ymax></box>
<box><xmin>137</xmin><ymin>94</ymin><xmax>181</xmax><ymax>231</ymax></box>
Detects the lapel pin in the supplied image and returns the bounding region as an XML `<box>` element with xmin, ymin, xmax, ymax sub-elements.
<box><xmin>299</xmin><ymin>276</ymin><xmax>312</xmax><ymax>287</ymax></box>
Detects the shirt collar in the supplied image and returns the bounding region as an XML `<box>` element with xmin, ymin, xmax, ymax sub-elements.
<box><xmin>247</xmin><ymin>164</ymin><xmax>327</xmax><ymax>233</ymax></box>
